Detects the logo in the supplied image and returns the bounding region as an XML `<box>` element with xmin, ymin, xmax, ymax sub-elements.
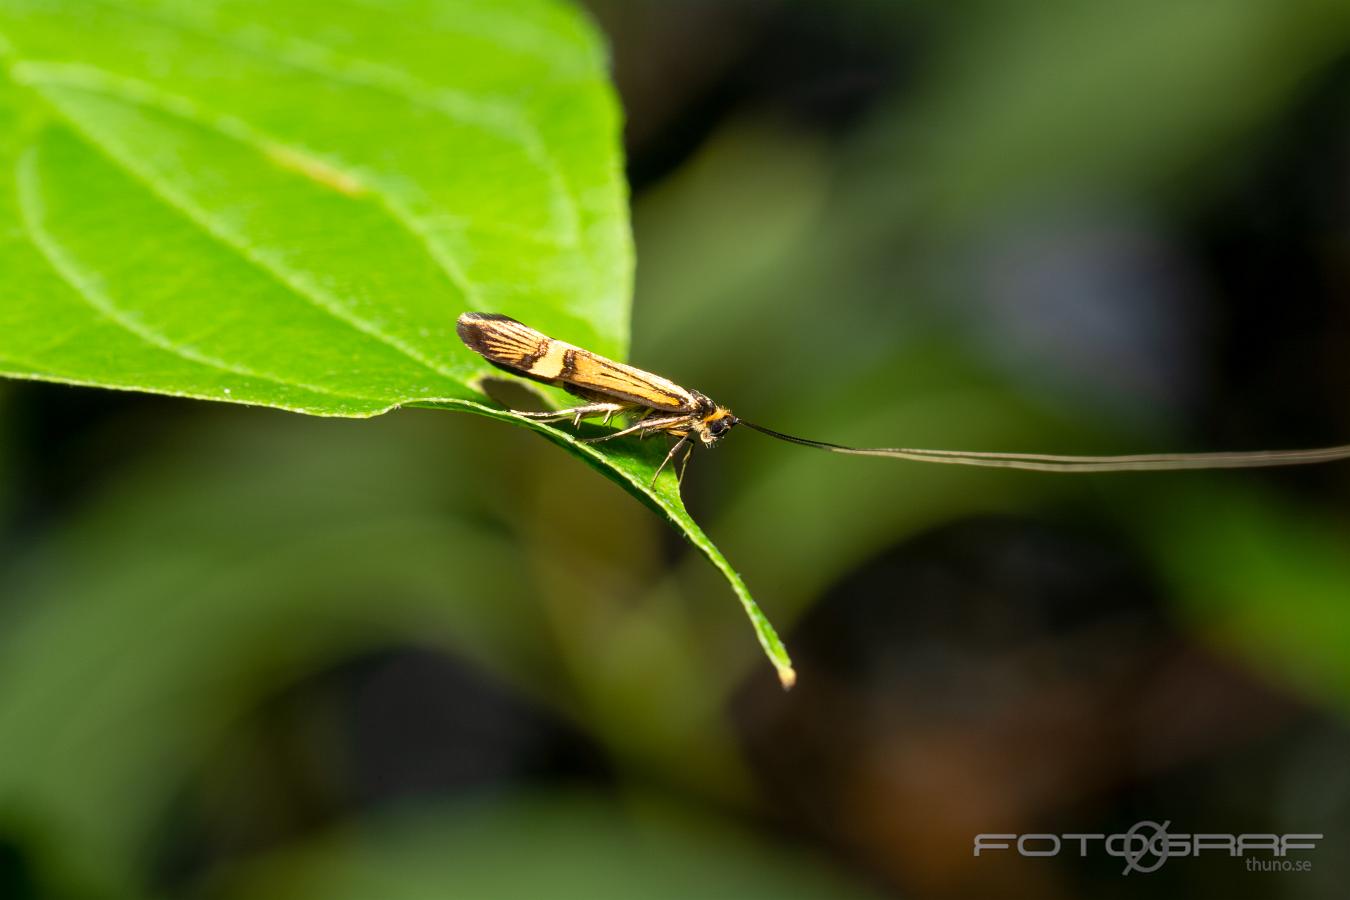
<box><xmin>974</xmin><ymin>822</ymin><xmax>1321</xmax><ymax>875</ymax></box>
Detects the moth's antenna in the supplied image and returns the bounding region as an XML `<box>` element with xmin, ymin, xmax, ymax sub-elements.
<box><xmin>740</xmin><ymin>421</ymin><xmax>1350</xmax><ymax>473</ymax></box>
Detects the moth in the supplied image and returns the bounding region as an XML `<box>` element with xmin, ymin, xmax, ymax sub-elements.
<box><xmin>456</xmin><ymin>311</ymin><xmax>1350</xmax><ymax>484</ymax></box>
<box><xmin>457</xmin><ymin>311</ymin><xmax>735</xmax><ymax>482</ymax></box>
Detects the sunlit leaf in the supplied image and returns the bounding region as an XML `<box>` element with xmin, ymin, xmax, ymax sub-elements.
<box><xmin>0</xmin><ymin>0</ymin><xmax>791</xmax><ymax>682</ymax></box>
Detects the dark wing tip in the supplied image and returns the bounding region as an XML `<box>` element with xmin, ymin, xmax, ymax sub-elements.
<box><xmin>456</xmin><ymin>311</ymin><xmax>522</xmax><ymax>353</ymax></box>
<box><xmin>455</xmin><ymin>316</ymin><xmax>486</xmax><ymax>352</ymax></box>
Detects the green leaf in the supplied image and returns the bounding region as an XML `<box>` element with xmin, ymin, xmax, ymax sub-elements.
<box><xmin>0</xmin><ymin>0</ymin><xmax>792</xmax><ymax>684</ymax></box>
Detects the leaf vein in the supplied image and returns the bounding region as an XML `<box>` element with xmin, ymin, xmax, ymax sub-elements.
<box><xmin>14</xmin><ymin>63</ymin><xmax>468</xmax><ymax>383</ymax></box>
<box><xmin>92</xmin><ymin>0</ymin><xmax>583</xmax><ymax>247</ymax></box>
<box><xmin>14</xmin><ymin>140</ymin><xmax>385</xmax><ymax>405</ymax></box>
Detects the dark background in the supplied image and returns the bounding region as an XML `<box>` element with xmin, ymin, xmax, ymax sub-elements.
<box><xmin>3</xmin><ymin>2</ymin><xmax>1349</xmax><ymax>898</ymax></box>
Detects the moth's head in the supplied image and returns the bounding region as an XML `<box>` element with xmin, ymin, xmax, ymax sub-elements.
<box><xmin>696</xmin><ymin>407</ymin><xmax>739</xmax><ymax>447</ymax></box>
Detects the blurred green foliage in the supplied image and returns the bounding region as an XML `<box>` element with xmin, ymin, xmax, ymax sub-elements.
<box><xmin>210</xmin><ymin>793</ymin><xmax>875</xmax><ymax>900</ymax></box>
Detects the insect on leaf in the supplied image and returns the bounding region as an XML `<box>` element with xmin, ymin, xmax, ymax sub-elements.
<box><xmin>0</xmin><ymin>0</ymin><xmax>795</xmax><ymax>686</ymax></box>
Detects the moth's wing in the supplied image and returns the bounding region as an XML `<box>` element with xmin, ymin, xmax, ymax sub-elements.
<box><xmin>456</xmin><ymin>312</ymin><xmax>552</xmax><ymax>372</ymax></box>
<box><xmin>564</xmin><ymin>353</ymin><xmax>699</xmax><ymax>412</ymax></box>
<box><xmin>457</xmin><ymin>312</ymin><xmax>697</xmax><ymax>412</ymax></box>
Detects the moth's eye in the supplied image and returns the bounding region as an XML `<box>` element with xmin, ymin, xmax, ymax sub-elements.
<box><xmin>710</xmin><ymin>419</ymin><xmax>727</xmax><ymax>435</ymax></box>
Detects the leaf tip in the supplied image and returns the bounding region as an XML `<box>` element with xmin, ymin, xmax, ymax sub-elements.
<box><xmin>777</xmin><ymin>664</ymin><xmax>797</xmax><ymax>690</ymax></box>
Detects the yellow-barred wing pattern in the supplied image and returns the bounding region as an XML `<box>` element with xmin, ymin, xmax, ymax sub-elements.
<box><xmin>456</xmin><ymin>312</ymin><xmax>698</xmax><ymax>412</ymax></box>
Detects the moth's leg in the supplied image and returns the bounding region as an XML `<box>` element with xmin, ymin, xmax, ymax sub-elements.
<box><xmin>581</xmin><ymin>416</ymin><xmax>687</xmax><ymax>443</ymax></box>
<box><xmin>650</xmin><ymin>436</ymin><xmax>689</xmax><ymax>486</ymax></box>
<box><xmin>676</xmin><ymin>441</ymin><xmax>695</xmax><ymax>486</ymax></box>
<box><xmin>600</xmin><ymin>406</ymin><xmax>650</xmax><ymax>425</ymax></box>
<box><xmin>513</xmin><ymin>402</ymin><xmax>629</xmax><ymax>424</ymax></box>
<box><xmin>580</xmin><ymin>415</ymin><xmax>690</xmax><ymax>444</ymax></box>
<box><xmin>639</xmin><ymin>417</ymin><xmax>693</xmax><ymax>440</ymax></box>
